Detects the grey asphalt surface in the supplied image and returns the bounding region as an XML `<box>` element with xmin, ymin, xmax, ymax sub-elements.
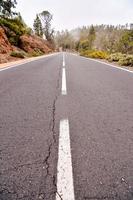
<box><xmin>0</xmin><ymin>53</ymin><xmax>133</xmax><ymax>200</ymax></box>
<box><xmin>0</xmin><ymin>54</ymin><xmax>62</xmax><ymax>200</ymax></box>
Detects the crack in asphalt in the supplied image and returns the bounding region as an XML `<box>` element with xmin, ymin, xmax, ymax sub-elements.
<box><xmin>43</xmin><ymin>143</ymin><xmax>53</xmax><ymax>176</ymax></box>
<box><xmin>0</xmin><ymin>186</ymin><xmax>18</xmax><ymax>199</ymax></box>
<box><xmin>37</xmin><ymin>64</ymin><xmax>62</xmax><ymax>199</ymax></box>
<box><xmin>0</xmin><ymin>188</ymin><xmax>15</xmax><ymax>195</ymax></box>
<box><xmin>52</xmin><ymin>175</ymin><xmax>63</xmax><ymax>200</ymax></box>
<box><xmin>56</xmin><ymin>192</ymin><xmax>63</xmax><ymax>200</ymax></box>
<box><xmin>121</xmin><ymin>178</ymin><xmax>133</xmax><ymax>198</ymax></box>
<box><xmin>0</xmin><ymin>61</ymin><xmax>62</xmax><ymax>200</ymax></box>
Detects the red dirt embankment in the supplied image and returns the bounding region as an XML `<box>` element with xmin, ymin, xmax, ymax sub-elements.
<box><xmin>20</xmin><ymin>35</ymin><xmax>51</xmax><ymax>53</ymax></box>
<box><xmin>0</xmin><ymin>26</ymin><xmax>53</xmax><ymax>64</ymax></box>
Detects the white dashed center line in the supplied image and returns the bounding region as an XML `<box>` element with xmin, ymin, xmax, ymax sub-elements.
<box><xmin>56</xmin><ymin>53</ymin><xmax>75</xmax><ymax>199</ymax></box>
<box><xmin>61</xmin><ymin>68</ymin><xmax>67</xmax><ymax>95</ymax></box>
<box><xmin>63</xmin><ymin>52</ymin><xmax>65</xmax><ymax>67</ymax></box>
<box><xmin>56</xmin><ymin>119</ymin><xmax>75</xmax><ymax>200</ymax></box>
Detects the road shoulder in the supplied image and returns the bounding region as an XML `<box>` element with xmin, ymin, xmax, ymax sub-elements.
<box><xmin>0</xmin><ymin>53</ymin><xmax>58</xmax><ymax>70</ymax></box>
<box><xmin>79</xmin><ymin>55</ymin><xmax>133</xmax><ymax>73</ymax></box>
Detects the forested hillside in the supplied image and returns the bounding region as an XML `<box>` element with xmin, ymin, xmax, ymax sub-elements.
<box><xmin>0</xmin><ymin>0</ymin><xmax>54</xmax><ymax>63</ymax></box>
<box><xmin>0</xmin><ymin>0</ymin><xmax>132</xmax><ymax>66</ymax></box>
<box><xmin>55</xmin><ymin>24</ymin><xmax>133</xmax><ymax>66</ymax></box>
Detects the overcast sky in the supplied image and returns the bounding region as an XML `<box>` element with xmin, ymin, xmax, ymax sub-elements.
<box><xmin>17</xmin><ymin>0</ymin><xmax>133</xmax><ymax>31</ymax></box>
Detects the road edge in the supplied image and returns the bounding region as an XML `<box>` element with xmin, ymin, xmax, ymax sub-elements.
<box><xmin>72</xmin><ymin>53</ymin><xmax>133</xmax><ymax>74</ymax></box>
<box><xmin>0</xmin><ymin>53</ymin><xmax>59</xmax><ymax>72</ymax></box>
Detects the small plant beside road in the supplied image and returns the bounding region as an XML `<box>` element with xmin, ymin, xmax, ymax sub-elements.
<box><xmin>10</xmin><ymin>51</ymin><xmax>27</xmax><ymax>58</ymax></box>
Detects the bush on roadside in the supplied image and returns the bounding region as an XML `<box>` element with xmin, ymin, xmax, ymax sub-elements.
<box><xmin>88</xmin><ymin>50</ymin><xmax>108</xmax><ymax>59</ymax></box>
<box><xmin>80</xmin><ymin>49</ymin><xmax>133</xmax><ymax>67</ymax></box>
<box><xmin>107</xmin><ymin>53</ymin><xmax>126</xmax><ymax>62</ymax></box>
<box><xmin>29</xmin><ymin>49</ymin><xmax>44</xmax><ymax>57</ymax></box>
<box><xmin>0</xmin><ymin>17</ymin><xmax>32</xmax><ymax>46</ymax></box>
<box><xmin>10</xmin><ymin>51</ymin><xmax>27</xmax><ymax>58</ymax></box>
<box><xmin>107</xmin><ymin>53</ymin><xmax>133</xmax><ymax>66</ymax></box>
<box><xmin>118</xmin><ymin>55</ymin><xmax>133</xmax><ymax>66</ymax></box>
<box><xmin>0</xmin><ymin>18</ymin><xmax>23</xmax><ymax>36</ymax></box>
<box><xmin>80</xmin><ymin>49</ymin><xmax>108</xmax><ymax>59</ymax></box>
<box><xmin>79</xmin><ymin>49</ymin><xmax>92</xmax><ymax>56</ymax></box>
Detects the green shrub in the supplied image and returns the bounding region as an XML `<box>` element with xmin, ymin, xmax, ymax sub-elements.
<box><xmin>0</xmin><ymin>17</ymin><xmax>32</xmax><ymax>46</ymax></box>
<box><xmin>10</xmin><ymin>51</ymin><xmax>27</xmax><ymax>58</ymax></box>
<box><xmin>79</xmin><ymin>40</ymin><xmax>90</xmax><ymax>51</ymax></box>
<box><xmin>8</xmin><ymin>35</ymin><xmax>20</xmax><ymax>46</ymax></box>
<box><xmin>107</xmin><ymin>53</ymin><xmax>126</xmax><ymax>62</ymax></box>
<box><xmin>118</xmin><ymin>55</ymin><xmax>133</xmax><ymax>66</ymax></box>
<box><xmin>79</xmin><ymin>51</ymin><xmax>84</xmax><ymax>56</ymax></box>
<box><xmin>0</xmin><ymin>18</ymin><xmax>23</xmax><ymax>36</ymax></box>
<box><xmin>0</xmin><ymin>18</ymin><xmax>25</xmax><ymax>46</ymax></box>
<box><xmin>29</xmin><ymin>49</ymin><xmax>44</xmax><ymax>57</ymax></box>
<box><xmin>88</xmin><ymin>51</ymin><xmax>108</xmax><ymax>59</ymax></box>
<box><xmin>107</xmin><ymin>53</ymin><xmax>133</xmax><ymax>66</ymax></box>
<box><xmin>79</xmin><ymin>49</ymin><xmax>93</xmax><ymax>56</ymax></box>
<box><xmin>80</xmin><ymin>50</ymin><xmax>108</xmax><ymax>59</ymax></box>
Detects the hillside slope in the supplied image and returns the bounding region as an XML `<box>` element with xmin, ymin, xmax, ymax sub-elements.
<box><xmin>0</xmin><ymin>24</ymin><xmax>53</xmax><ymax>64</ymax></box>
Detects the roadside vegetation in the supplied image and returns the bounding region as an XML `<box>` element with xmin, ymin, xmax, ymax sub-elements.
<box><xmin>0</xmin><ymin>0</ymin><xmax>132</xmax><ymax>67</ymax></box>
<box><xmin>55</xmin><ymin>24</ymin><xmax>133</xmax><ymax>67</ymax></box>
<box><xmin>0</xmin><ymin>0</ymin><xmax>54</xmax><ymax>63</ymax></box>
<box><xmin>0</xmin><ymin>0</ymin><xmax>32</xmax><ymax>45</ymax></box>
<box><xmin>0</xmin><ymin>15</ymin><xmax>32</xmax><ymax>46</ymax></box>
<box><xmin>10</xmin><ymin>50</ymin><xmax>27</xmax><ymax>58</ymax></box>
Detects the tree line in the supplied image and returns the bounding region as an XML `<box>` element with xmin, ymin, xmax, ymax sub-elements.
<box><xmin>55</xmin><ymin>24</ymin><xmax>133</xmax><ymax>54</ymax></box>
<box><xmin>0</xmin><ymin>1</ymin><xmax>132</xmax><ymax>56</ymax></box>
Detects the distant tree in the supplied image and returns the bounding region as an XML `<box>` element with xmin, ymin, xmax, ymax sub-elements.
<box><xmin>55</xmin><ymin>24</ymin><xmax>133</xmax><ymax>54</ymax></box>
<box><xmin>117</xmin><ymin>30</ymin><xmax>133</xmax><ymax>54</ymax></box>
<box><xmin>39</xmin><ymin>10</ymin><xmax>54</xmax><ymax>41</ymax></box>
<box><xmin>16</xmin><ymin>12</ymin><xmax>27</xmax><ymax>28</ymax></box>
<box><xmin>55</xmin><ymin>30</ymin><xmax>75</xmax><ymax>50</ymax></box>
<box><xmin>87</xmin><ymin>25</ymin><xmax>96</xmax><ymax>49</ymax></box>
<box><xmin>79</xmin><ymin>40</ymin><xmax>90</xmax><ymax>50</ymax></box>
<box><xmin>0</xmin><ymin>0</ymin><xmax>17</xmax><ymax>17</ymax></box>
<box><xmin>33</xmin><ymin>14</ymin><xmax>43</xmax><ymax>37</ymax></box>
<box><xmin>13</xmin><ymin>13</ymin><xmax>33</xmax><ymax>35</ymax></box>
<box><xmin>80</xmin><ymin>26</ymin><xmax>89</xmax><ymax>40</ymax></box>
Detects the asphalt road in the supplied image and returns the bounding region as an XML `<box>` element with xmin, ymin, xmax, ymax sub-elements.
<box><xmin>0</xmin><ymin>53</ymin><xmax>133</xmax><ymax>200</ymax></box>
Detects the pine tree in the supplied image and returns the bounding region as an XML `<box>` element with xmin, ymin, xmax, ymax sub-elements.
<box><xmin>88</xmin><ymin>25</ymin><xmax>96</xmax><ymax>49</ymax></box>
<box><xmin>33</xmin><ymin>14</ymin><xmax>43</xmax><ymax>37</ymax></box>
<box><xmin>0</xmin><ymin>0</ymin><xmax>17</xmax><ymax>17</ymax></box>
<box><xmin>39</xmin><ymin>11</ymin><xmax>54</xmax><ymax>41</ymax></box>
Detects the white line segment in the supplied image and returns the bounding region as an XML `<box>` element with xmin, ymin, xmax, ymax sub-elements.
<box><xmin>63</xmin><ymin>52</ymin><xmax>65</xmax><ymax>67</ymax></box>
<box><xmin>61</xmin><ymin>68</ymin><xmax>67</xmax><ymax>95</ymax></box>
<box><xmin>56</xmin><ymin>119</ymin><xmax>75</xmax><ymax>200</ymax></box>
